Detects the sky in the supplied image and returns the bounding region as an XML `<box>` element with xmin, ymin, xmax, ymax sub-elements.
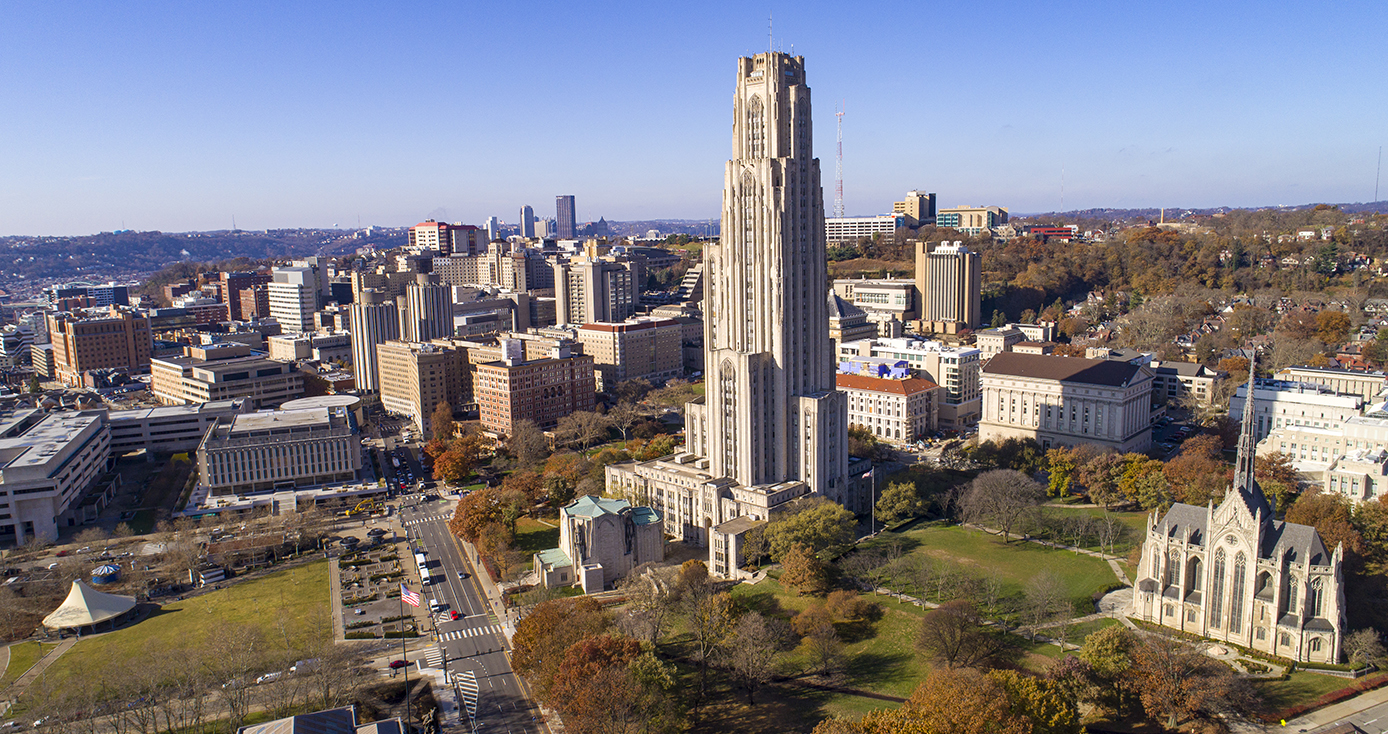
<box><xmin>1</xmin><ymin>1</ymin><xmax>1385</xmax><ymax>236</ymax></box>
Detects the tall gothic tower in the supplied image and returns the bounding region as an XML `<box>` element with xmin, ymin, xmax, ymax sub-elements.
<box><xmin>691</xmin><ymin>53</ymin><xmax>851</xmax><ymax>505</ymax></box>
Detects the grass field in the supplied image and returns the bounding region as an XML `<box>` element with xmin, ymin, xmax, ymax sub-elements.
<box><xmin>0</xmin><ymin>641</ymin><xmax>51</xmax><ymax>691</ymax></box>
<box><xmin>1254</xmin><ymin>670</ymin><xmax>1360</xmax><ymax>714</ymax></box>
<box><xmin>514</xmin><ymin>517</ymin><xmax>559</xmax><ymax>555</ymax></box>
<box><xmin>1039</xmin><ymin>504</ymin><xmax>1150</xmax><ymax>554</ymax></box>
<box><xmin>863</xmin><ymin>524</ymin><xmax>1122</xmax><ymax>614</ymax></box>
<box><xmin>34</xmin><ymin>561</ymin><xmax>329</xmax><ymax>690</ymax></box>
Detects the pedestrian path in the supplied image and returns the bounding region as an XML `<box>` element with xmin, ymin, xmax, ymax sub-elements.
<box><xmin>402</xmin><ymin>514</ymin><xmax>449</xmax><ymax>527</ymax></box>
<box><xmin>423</xmin><ymin>646</ymin><xmax>445</xmax><ymax>669</ymax></box>
<box><xmin>439</xmin><ymin>625</ymin><xmax>502</xmax><ymax>641</ymax></box>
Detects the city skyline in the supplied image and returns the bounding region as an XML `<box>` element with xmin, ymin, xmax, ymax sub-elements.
<box><xmin>2</xmin><ymin>1</ymin><xmax>1386</xmax><ymax>236</ymax></box>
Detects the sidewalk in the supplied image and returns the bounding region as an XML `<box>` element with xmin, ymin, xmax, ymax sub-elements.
<box><xmin>451</xmin><ymin>535</ymin><xmax>515</xmax><ymax>645</ymax></box>
<box><xmin>1282</xmin><ymin>683</ymin><xmax>1388</xmax><ymax>732</ymax></box>
<box><xmin>1</xmin><ymin>638</ymin><xmax>75</xmax><ymax>705</ymax></box>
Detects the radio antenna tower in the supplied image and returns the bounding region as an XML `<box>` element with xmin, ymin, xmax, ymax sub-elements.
<box><xmin>834</xmin><ymin>101</ymin><xmax>845</xmax><ymax>219</ymax></box>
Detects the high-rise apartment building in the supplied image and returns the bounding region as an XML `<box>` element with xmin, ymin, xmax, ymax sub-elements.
<box><xmin>376</xmin><ymin>341</ymin><xmax>465</xmax><ymax>435</ymax></box>
<box><xmin>915</xmin><ymin>240</ymin><xmax>981</xmax><ymax>334</ymax></box>
<box><xmin>553</xmin><ymin>252</ymin><xmax>640</xmax><ymax>325</ymax></box>
<box><xmin>556</xmin><ymin>195</ymin><xmax>577</xmax><ymax>239</ymax></box>
<box><xmin>893</xmin><ymin>190</ymin><xmax>937</xmax><ymax>226</ymax></box>
<box><xmin>268</xmin><ymin>266</ymin><xmax>319</xmax><ymax>333</ymax></box>
<box><xmin>349</xmin><ymin>289</ymin><xmax>400</xmax><ymax>393</ymax></box>
<box><xmin>47</xmin><ymin>308</ymin><xmax>153</xmax><ymax>386</ymax></box>
<box><xmin>486</xmin><ymin>216</ymin><xmax>501</xmax><ymax>242</ymax></box>
<box><xmin>408</xmin><ymin>220</ymin><xmax>486</xmax><ymax>257</ymax></box>
<box><xmin>607</xmin><ymin>53</ymin><xmax>864</xmax><ymax>559</ymax></box>
<box><xmin>401</xmin><ymin>273</ymin><xmax>453</xmax><ymax>342</ymax></box>
<box><xmin>572</xmin><ymin>318</ymin><xmax>683</xmax><ymax>386</ymax></box>
<box><xmin>474</xmin><ymin>344</ymin><xmax>596</xmax><ymax>435</ymax></box>
<box><xmin>519</xmin><ymin>205</ymin><xmax>536</xmax><ymax>238</ymax></box>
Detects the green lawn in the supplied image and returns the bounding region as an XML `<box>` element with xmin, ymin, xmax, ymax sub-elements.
<box><xmin>34</xmin><ymin>561</ymin><xmax>329</xmax><ymax>690</ymax></box>
<box><xmin>863</xmin><ymin>524</ymin><xmax>1121</xmax><ymax>615</ymax></box>
<box><xmin>1254</xmin><ymin>670</ymin><xmax>1360</xmax><ymax>715</ymax></box>
<box><xmin>1039</xmin><ymin>504</ymin><xmax>1149</xmax><ymax>554</ymax></box>
<box><xmin>1</xmin><ymin>641</ymin><xmax>51</xmax><ymax>691</ymax></box>
<box><xmin>514</xmin><ymin>517</ymin><xmax>559</xmax><ymax>554</ymax></box>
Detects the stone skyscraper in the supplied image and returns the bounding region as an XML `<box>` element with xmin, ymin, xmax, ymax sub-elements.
<box><xmin>606</xmin><ymin>53</ymin><xmax>864</xmax><ymax>567</ymax></box>
<box><xmin>915</xmin><ymin>240</ymin><xmax>981</xmax><ymax>334</ymax></box>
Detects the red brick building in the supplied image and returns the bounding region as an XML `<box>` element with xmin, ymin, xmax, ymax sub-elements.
<box><xmin>474</xmin><ymin>352</ymin><xmax>596</xmax><ymax>435</ymax></box>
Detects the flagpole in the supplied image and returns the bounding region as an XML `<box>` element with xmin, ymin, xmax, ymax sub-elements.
<box><xmin>401</xmin><ymin>585</ymin><xmax>410</xmax><ymax>732</ymax></box>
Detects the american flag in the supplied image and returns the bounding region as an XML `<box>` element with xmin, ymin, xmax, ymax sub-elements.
<box><xmin>400</xmin><ymin>584</ymin><xmax>421</xmax><ymax>607</ymax></box>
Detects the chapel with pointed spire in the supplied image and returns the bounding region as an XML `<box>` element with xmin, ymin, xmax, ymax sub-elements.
<box><xmin>1129</xmin><ymin>355</ymin><xmax>1346</xmax><ymax>662</ymax></box>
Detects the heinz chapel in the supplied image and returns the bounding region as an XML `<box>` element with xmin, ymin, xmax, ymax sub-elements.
<box><xmin>1130</xmin><ymin>369</ymin><xmax>1346</xmax><ymax>663</ymax></box>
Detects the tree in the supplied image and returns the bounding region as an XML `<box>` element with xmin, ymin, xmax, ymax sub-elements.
<box><xmin>1315</xmin><ymin>310</ymin><xmax>1353</xmax><ymax>344</ymax></box>
<box><xmin>825</xmin><ymin>589</ymin><xmax>877</xmax><ymax>622</ymax></box>
<box><xmin>506</xmin><ymin>419</ymin><xmax>550</xmax><ymax>466</ymax></box>
<box><xmin>793</xmin><ymin>604</ymin><xmax>844</xmax><ymax>677</ymax></box>
<box><xmin>612</xmin><ymin>377</ymin><xmax>653</xmax><ymax>404</ymax></box>
<box><xmin>764</xmin><ymin>497</ymin><xmax>856</xmax><ymax>560</ymax></box>
<box><xmin>780</xmin><ymin>542</ymin><xmax>830</xmax><ymax>596</ymax></box>
<box><xmin>547</xmin><ymin>634</ymin><xmax>642</xmax><ymax>729</ymax></box>
<box><xmin>959</xmin><ymin>469</ymin><xmax>1044</xmax><ymax>540</ymax></box>
<box><xmin>828</xmin><ymin>668</ymin><xmax>1036</xmax><ymax>734</ymax></box>
<box><xmin>27</xmin><ymin>374</ymin><xmax>40</xmax><ymax>394</ymax></box>
<box><xmin>1129</xmin><ymin>635</ymin><xmax>1243</xmax><ymax>729</ymax></box>
<box><xmin>989</xmin><ymin>668</ymin><xmax>1084</xmax><ymax>734</ymax></box>
<box><xmin>724</xmin><ymin>611</ymin><xmax>793</xmax><ymax>705</ymax></box>
<box><xmin>616</xmin><ymin>567</ymin><xmax>675</xmax><ymax>645</ymax></box>
<box><xmin>688</xmin><ymin>591</ymin><xmax>736</xmax><ymax>718</ymax></box>
<box><xmin>875</xmin><ymin>481</ymin><xmax>928</xmax><ymax>525</ymax></box>
<box><xmin>916</xmin><ymin>600</ymin><xmax>1012</xmax><ymax>669</ymax></box>
<box><xmin>555</xmin><ymin>410</ymin><xmax>612</xmax><ymax>450</ymax></box>
<box><xmin>429</xmin><ymin>400</ymin><xmax>455</xmax><ymax>442</ymax></box>
<box><xmin>1046</xmin><ymin>448</ymin><xmax>1077</xmax><ymax>498</ymax></box>
<box><xmin>1022</xmin><ymin>570</ymin><xmax>1070</xmax><ymax>638</ymax></box>
<box><xmin>448</xmin><ymin>486</ymin><xmax>504</xmax><ymax>542</ymax></box>
<box><xmin>1077</xmin><ymin>625</ymin><xmax>1138</xmax><ymax>716</ymax></box>
<box><xmin>1163</xmin><ymin>435</ymin><xmax>1231</xmax><ymax>507</ymax></box>
<box><xmin>433</xmin><ymin>432</ymin><xmax>484</xmax><ymax>484</ymax></box>
<box><xmin>511</xmin><ymin>597</ymin><xmax>610</xmax><ymax>696</ymax></box>
<box><xmin>608</xmin><ymin>401</ymin><xmax>645</xmax><ymax>441</ymax></box>
<box><xmin>1255</xmin><ymin>451</ymin><xmax>1300</xmax><ymax>511</ymax></box>
<box><xmin>848</xmin><ymin>424</ymin><xmax>883</xmax><ymax>460</ymax></box>
<box><xmin>1346</xmin><ymin>628</ymin><xmax>1387</xmax><ymax>668</ymax></box>
<box><xmin>1355</xmin><ymin>496</ymin><xmax>1388</xmax><ymax>562</ymax></box>
<box><xmin>1286</xmin><ymin>491</ymin><xmax>1365</xmax><ymax>563</ymax></box>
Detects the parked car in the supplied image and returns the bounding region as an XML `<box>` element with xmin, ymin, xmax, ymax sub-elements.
<box><xmin>388</xmin><ymin>660</ymin><xmax>408</xmax><ymax>670</ymax></box>
<box><xmin>254</xmin><ymin>672</ymin><xmax>282</xmax><ymax>685</ymax></box>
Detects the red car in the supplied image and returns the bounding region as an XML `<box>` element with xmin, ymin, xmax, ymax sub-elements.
<box><xmin>388</xmin><ymin>660</ymin><xmax>407</xmax><ymax>670</ymax></box>
<box><xmin>449</xmin><ymin>610</ymin><xmax>461</xmax><ymax>621</ymax></box>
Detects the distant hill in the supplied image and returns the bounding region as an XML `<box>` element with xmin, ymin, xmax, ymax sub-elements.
<box><xmin>1016</xmin><ymin>200</ymin><xmax>1388</xmax><ymax>223</ymax></box>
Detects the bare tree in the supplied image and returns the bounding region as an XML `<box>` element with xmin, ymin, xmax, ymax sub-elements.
<box><xmin>617</xmin><ymin>567</ymin><xmax>675</xmax><ymax>645</ymax></box>
<box><xmin>959</xmin><ymin>469</ymin><xmax>1045</xmax><ymax>541</ymax></box>
<box><xmin>916</xmin><ymin>600</ymin><xmax>1011</xmax><ymax>669</ymax></box>
<box><xmin>724</xmin><ymin>612</ymin><xmax>793</xmax><ymax>705</ymax></box>
<box><xmin>205</xmin><ymin>624</ymin><xmax>267</xmax><ymax>731</ymax></box>
<box><xmin>1022</xmin><ymin>570</ymin><xmax>1071</xmax><ymax>639</ymax></box>
<box><xmin>608</xmin><ymin>401</ymin><xmax>645</xmax><ymax>441</ymax></box>
<box><xmin>506</xmin><ymin>419</ymin><xmax>550</xmax><ymax>465</ymax></box>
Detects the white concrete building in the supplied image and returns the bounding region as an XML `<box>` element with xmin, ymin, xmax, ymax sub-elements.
<box><xmin>837</xmin><ymin>337</ymin><xmax>981</xmax><ymax>428</ymax></box>
<box><xmin>196</xmin><ymin>407</ymin><xmax>360</xmax><ymax>497</ymax></box>
<box><xmin>0</xmin><ymin>410</ymin><xmax>111</xmax><ymax>545</ymax></box>
<box><xmin>267</xmin><ymin>267</ymin><xmax>318</xmax><ymax>334</ymax></box>
<box><xmin>837</xmin><ymin>372</ymin><xmax>941</xmax><ymax>445</ymax></box>
<box><xmin>824</xmin><ymin>215</ymin><xmax>905</xmax><ymax>244</ymax></box>
<box><xmin>1230</xmin><ymin>379</ymin><xmax>1364</xmax><ymax>443</ymax></box>
<box><xmin>980</xmin><ymin>352</ymin><xmax>1153</xmax><ymax>453</ymax></box>
<box><xmin>1274</xmin><ymin>366</ymin><xmax>1388</xmax><ymax>404</ymax></box>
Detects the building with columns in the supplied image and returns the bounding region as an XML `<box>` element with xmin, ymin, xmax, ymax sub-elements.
<box><xmin>1131</xmin><ymin>370</ymin><xmax>1346</xmax><ymax>663</ymax></box>
<box><xmin>980</xmin><ymin>352</ymin><xmax>1152</xmax><ymax>453</ymax></box>
<box><xmin>606</xmin><ymin>53</ymin><xmax>869</xmax><ymax>570</ymax></box>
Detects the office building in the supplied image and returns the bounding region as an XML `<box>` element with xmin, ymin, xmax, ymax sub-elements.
<box><xmin>376</xmin><ymin>341</ymin><xmax>465</xmax><ymax>435</ymax></box>
<box><xmin>0</xmin><ymin>410</ymin><xmax>111</xmax><ymax>545</ymax></box>
<box><xmin>937</xmin><ymin>205</ymin><xmax>1009</xmax><ymax>234</ymax></box>
<box><xmin>519</xmin><ymin>205</ymin><xmax>536</xmax><ymax>238</ymax></box>
<box><xmin>48</xmin><ymin>308</ymin><xmax>152</xmax><ymax>387</ymax></box>
<box><xmin>893</xmin><ymin>190</ymin><xmax>936</xmax><ymax>226</ymax></box>
<box><xmin>1230</xmin><ymin>379</ymin><xmax>1364</xmax><ymax>443</ymax></box>
<box><xmin>828</xmin><ymin>293</ymin><xmax>879</xmax><ymax>354</ymax></box>
<box><xmin>832</xmin><ymin>277</ymin><xmax>917</xmax><ymax>333</ymax></box>
<box><xmin>553</xmin><ymin>251</ymin><xmax>640</xmax><ymax>325</ymax></box>
<box><xmin>45</xmin><ymin>283</ymin><xmax>130</xmax><ymax>309</ymax></box>
<box><xmin>837</xmin><ymin>337</ymin><xmax>982</xmax><ymax>428</ymax></box>
<box><xmin>196</xmin><ymin>407</ymin><xmax>360</xmax><ymax>497</ymax></box>
<box><xmin>980</xmin><ymin>352</ymin><xmax>1152</xmax><ymax>453</ymax></box>
<box><xmin>824</xmin><ymin>214</ymin><xmax>906</xmax><ymax>244</ymax></box>
<box><xmin>107</xmin><ymin>400</ymin><xmax>252</xmax><ymax>455</ymax></box>
<box><xmin>401</xmin><ymin>273</ymin><xmax>454</xmax><ymax>342</ymax></box>
<box><xmin>572</xmin><ymin>318</ymin><xmax>683</xmax><ymax>386</ymax></box>
<box><xmin>1149</xmin><ymin>360</ymin><xmax>1223</xmax><ymax>407</ymax></box>
<box><xmin>151</xmin><ymin>343</ymin><xmax>304</xmax><ymax>408</ymax></box>
<box><xmin>238</xmin><ymin>285</ymin><xmax>270</xmax><ymax>321</ymax></box>
<box><xmin>837</xmin><ymin>372</ymin><xmax>942</xmax><ymax>445</ymax></box>
<box><xmin>1131</xmin><ymin>377</ymin><xmax>1345</xmax><ymax>664</ymax></box>
<box><xmin>975</xmin><ymin>327</ymin><xmax>1026</xmax><ymax>360</ymax></box>
<box><xmin>607</xmin><ymin>53</ymin><xmax>868</xmax><ymax>561</ymax></box>
<box><xmin>486</xmin><ymin>216</ymin><xmax>501</xmax><ymax>242</ymax></box>
<box><xmin>348</xmin><ymin>290</ymin><xmax>400</xmax><ymax>393</ymax></box>
<box><xmin>556</xmin><ymin>195</ymin><xmax>577</xmax><ymax>239</ymax></box>
<box><xmin>218</xmin><ymin>271</ymin><xmax>273</xmax><ymax>321</ymax></box>
<box><xmin>915</xmin><ymin>240</ymin><xmax>981</xmax><ymax>334</ymax></box>
<box><xmin>268</xmin><ymin>267</ymin><xmax>319</xmax><ymax>333</ymax></box>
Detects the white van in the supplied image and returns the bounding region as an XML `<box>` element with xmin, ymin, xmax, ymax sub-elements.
<box><xmin>428</xmin><ymin>599</ymin><xmax>445</xmax><ymax>613</ymax></box>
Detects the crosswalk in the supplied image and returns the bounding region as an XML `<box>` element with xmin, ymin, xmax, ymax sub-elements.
<box><xmin>439</xmin><ymin>625</ymin><xmax>501</xmax><ymax>641</ymax></box>
<box><xmin>423</xmin><ymin>646</ymin><xmax>445</xmax><ymax>669</ymax></box>
<box><xmin>456</xmin><ymin>669</ymin><xmax>478</xmax><ymax>724</ymax></box>
<box><xmin>403</xmin><ymin>514</ymin><xmax>449</xmax><ymax>527</ymax></box>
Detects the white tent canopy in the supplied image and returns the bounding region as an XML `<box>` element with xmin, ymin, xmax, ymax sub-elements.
<box><xmin>42</xmin><ymin>579</ymin><xmax>136</xmax><ymax>630</ymax></box>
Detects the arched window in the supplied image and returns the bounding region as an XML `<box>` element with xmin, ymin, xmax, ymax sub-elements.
<box><xmin>1152</xmin><ymin>551</ymin><xmax>1161</xmax><ymax>582</ymax></box>
<box><xmin>1229</xmin><ymin>552</ymin><xmax>1247</xmax><ymax>635</ymax></box>
<box><xmin>1309</xmin><ymin>578</ymin><xmax>1325</xmax><ymax>618</ymax></box>
<box><xmin>1310</xmin><ymin>637</ymin><xmax>1323</xmax><ymax>653</ymax></box>
<box><xmin>746</xmin><ymin>96</ymin><xmax>765</xmax><ymax>159</ymax></box>
<box><xmin>1166</xmin><ymin>550</ymin><xmax>1180</xmax><ymax>587</ymax></box>
<box><xmin>1210</xmin><ymin>548</ymin><xmax>1226</xmax><ymax>630</ymax></box>
<box><xmin>1186</xmin><ymin>556</ymin><xmax>1203</xmax><ymax>594</ymax></box>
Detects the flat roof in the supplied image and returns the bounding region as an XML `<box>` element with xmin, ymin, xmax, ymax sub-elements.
<box><xmin>281</xmin><ymin>395</ymin><xmax>361</xmax><ymax>410</ymax></box>
<box><xmin>0</xmin><ymin>412</ymin><xmax>102</xmax><ymax>469</ymax></box>
<box><xmin>229</xmin><ymin>408</ymin><xmax>329</xmax><ymax>434</ymax></box>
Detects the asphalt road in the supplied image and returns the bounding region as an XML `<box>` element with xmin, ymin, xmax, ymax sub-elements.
<box><xmin>1308</xmin><ymin>699</ymin><xmax>1388</xmax><ymax>733</ymax></box>
<box><xmin>401</xmin><ymin>499</ymin><xmax>545</xmax><ymax>734</ymax></box>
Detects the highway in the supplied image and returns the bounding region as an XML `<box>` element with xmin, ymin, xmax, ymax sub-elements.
<box><xmin>401</xmin><ymin>497</ymin><xmax>545</xmax><ymax>734</ymax></box>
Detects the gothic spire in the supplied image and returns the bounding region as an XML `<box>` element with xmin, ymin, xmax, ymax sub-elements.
<box><xmin>1232</xmin><ymin>352</ymin><xmax>1273</xmax><ymax>517</ymax></box>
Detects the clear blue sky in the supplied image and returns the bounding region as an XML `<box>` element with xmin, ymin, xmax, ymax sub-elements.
<box><xmin>2</xmin><ymin>1</ymin><xmax>1384</xmax><ymax>236</ymax></box>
